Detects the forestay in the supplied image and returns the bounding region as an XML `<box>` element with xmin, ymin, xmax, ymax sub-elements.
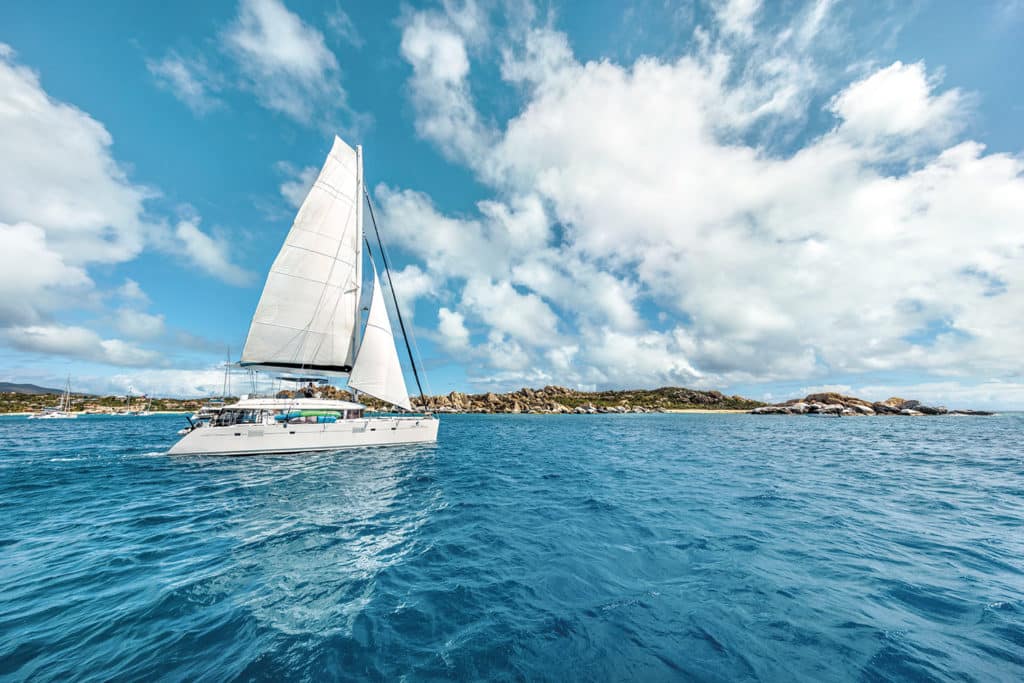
<box><xmin>348</xmin><ymin>264</ymin><xmax>412</xmax><ymax>410</ymax></box>
<box><xmin>241</xmin><ymin>136</ymin><xmax>363</xmax><ymax>373</ymax></box>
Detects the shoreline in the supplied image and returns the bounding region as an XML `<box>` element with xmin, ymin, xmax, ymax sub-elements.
<box><xmin>1</xmin><ymin>410</ymin><xmax>193</xmax><ymax>417</ymax></box>
<box><xmin>663</xmin><ymin>408</ymin><xmax>749</xmax><ymax>414</ymax></box>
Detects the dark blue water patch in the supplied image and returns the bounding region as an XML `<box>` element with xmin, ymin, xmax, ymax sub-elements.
<box><xmin>1</xmin><ymin>413</ymin><xmax>1023</xmax><ymax>681</ymax></box>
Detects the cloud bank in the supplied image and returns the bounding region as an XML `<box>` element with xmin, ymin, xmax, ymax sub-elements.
<box><xmin>381</xmin><ymin>1</ymin><xmax>1024</xmax><ymax>403</ymax></box>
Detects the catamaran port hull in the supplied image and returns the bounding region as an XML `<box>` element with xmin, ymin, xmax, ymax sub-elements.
<box><xmin>168</xmin><ymin>416</ymin><xmax>439</xmax><ymax>456</ymax></box>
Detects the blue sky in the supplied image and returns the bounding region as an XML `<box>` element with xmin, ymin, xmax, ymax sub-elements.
<box><xmin>0</xmin><ymin>0</ymin><xmax>1022</xmax><ymax>408</ymax></box>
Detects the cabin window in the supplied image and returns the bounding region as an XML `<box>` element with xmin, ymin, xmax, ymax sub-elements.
<box><xmin>214</xmin><ymin>409</ymin><xmax>263</xmax><ymax>426</ymax></box>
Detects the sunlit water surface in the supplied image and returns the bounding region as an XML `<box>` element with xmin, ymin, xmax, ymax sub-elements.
<box><xmin>1</xmin><ymin>413</ymin><xmax>1022</xmax><ymax>681</ymax></box>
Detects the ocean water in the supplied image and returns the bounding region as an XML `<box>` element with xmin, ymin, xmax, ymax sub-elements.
<box><xmin>1</xmin><ymin>413</ymin><xmax>1022</xmax><ymax>682</ymax></box>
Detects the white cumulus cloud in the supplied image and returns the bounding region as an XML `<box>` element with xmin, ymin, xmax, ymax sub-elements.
<box><xmin>386</xmin><ymin>2</ymin><xmax>1024</xmax><ymax>403</ymax></box>
<box><xmin>175</xmin><ymin>219</ymin><xmax>254</xmax><ymax>286</ymax></box>
<box><xmin>224</xmin><ymin>0</ymin><xmax>358</xmax><ymax>130</ymax></box>
<box><xmin>3</xmin><ymin>325</ymin><xmax>162</xmax><ymax>368</ymax></box>
<box><xmin>146</xmin><ymin>52</ymin><xmax>223</xmax><ymax>114</ymax></box>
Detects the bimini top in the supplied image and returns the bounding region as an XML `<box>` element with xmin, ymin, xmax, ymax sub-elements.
<box><xmin>229</xmin><ymin>397</ymin><xmax>365</xmax><ymax>412</ymax></box>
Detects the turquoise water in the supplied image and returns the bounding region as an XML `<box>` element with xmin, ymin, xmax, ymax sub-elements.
<box><xmin>1</xmin><ymin>413</ymin><xmax>1022</xmax><ymax>681</ymax></box>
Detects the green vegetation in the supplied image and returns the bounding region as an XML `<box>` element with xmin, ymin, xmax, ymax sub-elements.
<box><xmin>546</xmin><ymin>387</ymin><xmax>764</xmax><ymax>410</ymax></box>
<box><xmin>2</xmin><ymin>385</ymin><xmax>765</xmax><ymax>415</ymax></box>
<box><xmin>0</xmin><ymin>392</ymin><xmax>225</xmax><ymax>414</ymax></box>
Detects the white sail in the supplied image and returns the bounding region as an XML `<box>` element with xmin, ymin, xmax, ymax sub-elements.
<box><xmin>241</xmin><ymin>136</ymin><xmax>363</xmax><ymax>374</ymax></box>
<box><xmin>348</xmin><ymin>264</ymin><xmax>412</xmax><ymax>410</ymax></box>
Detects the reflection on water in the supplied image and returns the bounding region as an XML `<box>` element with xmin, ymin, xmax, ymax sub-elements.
<box><xmin>213</xmin><ymin>447</ymin><xmax>441</xmax><ymax>639</ymax></box>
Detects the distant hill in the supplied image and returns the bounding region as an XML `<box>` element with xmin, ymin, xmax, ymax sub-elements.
<box><xmin>0</xmin><ymin>382</ymin><xmax>63</xmax><ymax>395</ymax></box>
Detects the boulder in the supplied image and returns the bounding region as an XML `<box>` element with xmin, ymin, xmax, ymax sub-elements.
<box><xmin>917</xmin><ymin>405</ymin><xmax>948</xmax><ymax>415</ymax></box>
<box><xmin>751</xmin><ymin>406</ymin><xmax>791</xmax><ymax>414</ymax></box>
<box><xmin>803</xmin><ymin>392</ymin><xmax>874</xmax><ymax>408</ymax></box>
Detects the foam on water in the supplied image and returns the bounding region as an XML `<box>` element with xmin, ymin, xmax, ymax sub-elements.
<box><xmin>1</xmin><ymin>413</ymin><xmax>1022</xmax><ymax>680</ymax></box>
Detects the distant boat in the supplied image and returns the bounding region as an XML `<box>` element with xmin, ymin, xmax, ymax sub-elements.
<box><xmin>118</xmin><ymin>388</ymin><xmax>141</xmax><ymax>416</ymax></box>
<box><xmin>169</xmin><ymin>136</ymin><xmax>438</xmax><ymax>456</ymax></box>
<box><xmin>134</xmin><ymin>395</ymin><xmax>153</xmax><ymax>416</ymax></box>
<box><xmin>28</xmin><ymin>377</ymin><xmax>77</xmax><ymax>420</ymax></box>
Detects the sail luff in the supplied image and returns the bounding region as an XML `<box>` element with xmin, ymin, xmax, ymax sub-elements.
<box><xmin>240</xmin><ymin>136</ymin><xmax>363</xmax><ymax>373</ymax></box>
<box><xmin>353</xmin><ymin>145</ymin><xmax>363</xmax><ymax>361</ymax></box>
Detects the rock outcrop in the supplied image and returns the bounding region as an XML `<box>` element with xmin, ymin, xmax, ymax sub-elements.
<box><xmin>312</xmin><ymin>385</ymin><xmax>765</xmax><ymax>414</ymax></box>
<box><xmin>282</xmin><ymin>385</ymin><xmax>993</xmax><ymax>416</ymax></box>
<box><xmin>750</xmin><ymin>393</ymin><xmax>993</xmax><ymax>416</ymax></box>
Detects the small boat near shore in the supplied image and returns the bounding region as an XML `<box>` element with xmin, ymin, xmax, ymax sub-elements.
<box><xmin>169</xmin><ymin>136</ymin><xmax>438</xmax><ymax>456</ymax></box>
<box><xmin>28</xmin><ymin>378</ymin><xmax>77</xmax><ymax>420</ymax></box>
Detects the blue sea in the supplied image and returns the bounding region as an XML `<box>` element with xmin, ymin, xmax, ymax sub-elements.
<box><xmin>1</xmin><ymin>413</ymin><xmax>1022</xmax><ymax>681</ymax></box>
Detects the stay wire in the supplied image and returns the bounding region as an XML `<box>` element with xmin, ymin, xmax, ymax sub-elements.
<box><xmin>363</xmin><ymin>190</ymin><xmax>428</xmax><ymax>408</ymax></box>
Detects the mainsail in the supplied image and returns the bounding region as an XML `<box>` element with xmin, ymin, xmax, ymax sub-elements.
<box><xmin>348</xmin><ymin>264</ymin><xmax>412</xmax><ymax>410</ymax></box>
<box><xmin>241</xmin><ymin>137</ymin><xmax>363</xmax><ymax>373</ymax></box>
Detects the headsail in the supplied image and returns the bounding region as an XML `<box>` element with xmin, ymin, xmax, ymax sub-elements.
<box><xmin>240</xmin><ymin>136</ymin><xmax>363</xmax><ymax>374</ymax></box>
<box><xmin>348</xmin><ymin>264</ymin><xmax>412</xmax><ymax>410</ymax></box>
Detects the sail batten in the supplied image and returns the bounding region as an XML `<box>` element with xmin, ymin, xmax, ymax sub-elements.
<box><xmin>348</xmin><ymin>265</ymin><xmax>412</xmax><ymax>410</ymax></box>
<box><xmin>241</xmin><ymin>137</ymin><xmax>362</xmax><ymax>372</ymax></box>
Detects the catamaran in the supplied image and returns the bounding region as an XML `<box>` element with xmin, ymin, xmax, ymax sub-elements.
<box><xmin>168</xmin><ymin>136</ymin><xmax>438</xmax><ymax>455</ymax></box>
<box><xmin>28</xmin><ymin>377</ymin><xmax>77</xmax><ymax>420</ymax></box>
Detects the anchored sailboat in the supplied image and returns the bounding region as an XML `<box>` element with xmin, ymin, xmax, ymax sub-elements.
<box><xmin>169</xmin><ymin>137</ymin><xmax>438</xmax><ymax>455</ymax></box>
<box><xmin>28</xmin><ymin>377</ymin><xmax>77</xmax><ymax>419</ymax></box>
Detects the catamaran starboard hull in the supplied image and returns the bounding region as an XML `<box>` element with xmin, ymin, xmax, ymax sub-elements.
<box><xmin>168</xmin><ymin>416</ymin><xmax>438</xmax><ymax>456</ymax></box>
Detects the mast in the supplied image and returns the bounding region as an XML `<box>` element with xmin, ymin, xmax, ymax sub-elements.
<box><xmin>223</xmin><ymin>347</ymin><xmax>231</xmax><ymax>399</ymax></box>
<box><xmin>354</xmin><ymin>146</ymin><xmax>364</xmax><ymax>360</ymax></box>
<box><xmin>363</xmin><ymin>190</ymin><xmax>427</xmax><ymax>408</ymax></box>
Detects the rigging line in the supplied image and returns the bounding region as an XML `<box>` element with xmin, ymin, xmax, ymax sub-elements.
<box><xmin>360</xmin><ymin>236</ymin><xmax>415</xmax><ymax>408</ymax></box>
<box><xmin>362</xmin><ymin>235</ymin><xmax>432</xmax><ymax>399</ymax></box>
<box><xmin>363</xmin><ymin>189</ymin><xmax>427</xmax><ymax>408</ymax></box>
<box><xmin>407</xmin><ymin>315</ymin><xmax>432</xmax><ymax>397</ymax></box>
<box><xmin>369</xmin><ymin>232</ymin><xmax>431</xmax><ymax>398</ymax></box>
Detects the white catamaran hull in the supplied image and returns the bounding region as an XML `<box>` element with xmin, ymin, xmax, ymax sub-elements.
<box><xmin>168</xmin><ymin>416</ymin><xmax>439</xmax><ymax>456</ymax></box>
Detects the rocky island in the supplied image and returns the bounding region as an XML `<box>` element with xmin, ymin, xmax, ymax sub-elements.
<box><xmin>749</xmin><ymin>393</ymin><xmax>993</xmax><ymax>416</ymax></box>
<box><xmin>3</xmin><ymin>386</ymin><xmax>994</xmax><ymax>416</ymax></box>
<box><xmin>310</xmin><ymin>385</ymin><xmax>763</xmax><ymax>413</ymax></box>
